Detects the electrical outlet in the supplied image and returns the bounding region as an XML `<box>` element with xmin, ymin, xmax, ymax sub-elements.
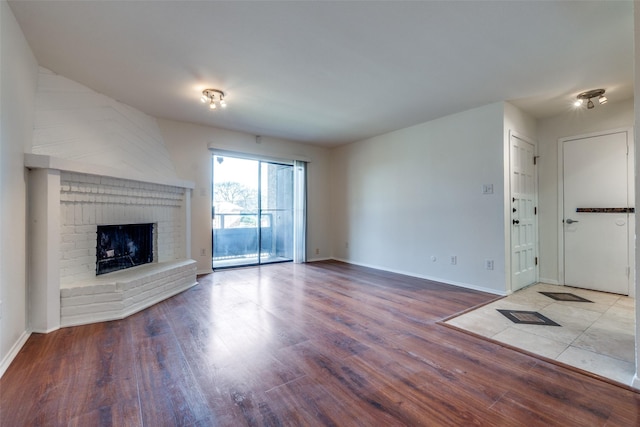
<box><xmin>482</xmin><ymin>184</ymin><xmax>494</xmax><ymax>194</ymax></box>
<box><xmin>485</xmin><ymin>259</ymin><xmax>494</xmax><ymax>270</ymax></box>
<box><xmin>450</xmin><ymin>255</ymin><xmax>457</xmax><ymax>265</ymax></box>
<box><xmin>315</xmin><ymin>248</ymin><xmax>320</xmax><ymax>255</ymax></box>
<box><xmin>200</xmin><ymin>248</ymin><xmax>206</xmax><ymax>256</ymax></box>
<box><xmin>345</xmin><ymin>242</ymin><xmax>349</xmax><ymax>249</ymax></box>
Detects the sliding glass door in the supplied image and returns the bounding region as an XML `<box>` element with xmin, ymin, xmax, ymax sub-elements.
<box><xmin>260</xmin><ymin>162</ymin><xmax>294</xmax><ymax>263</ymax></box>
<box><xmin>212</xmin><ymin>155</ymin><xmax>294</xmax><ymax>269</ymax></box>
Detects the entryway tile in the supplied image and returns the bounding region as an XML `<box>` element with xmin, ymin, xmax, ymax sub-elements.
<box><xmin>492</xmin><ymin>327</ymin><xmax>569</xmax><ymax>359</ymax></box>
<box><xmin>444</xmin><ymin>283</ymin><xmax>636</xmax><ymax>386</ymax></box>
<box><xmin>557</xmin><ymin>346</ymin><xmax>635</xmax><ymax>386</ymax></box>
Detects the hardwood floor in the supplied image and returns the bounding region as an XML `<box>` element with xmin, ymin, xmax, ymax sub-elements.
<box><xmin>2</xmin><ymin>260</ymin><xmax>639</xmax><ymax>426</ymax></box>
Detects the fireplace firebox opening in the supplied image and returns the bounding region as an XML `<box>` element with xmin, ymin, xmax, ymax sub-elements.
<box><xmin>96</xmin><ymin>223</ymin><xmax>154</xmax><ymax>275</ymax></box>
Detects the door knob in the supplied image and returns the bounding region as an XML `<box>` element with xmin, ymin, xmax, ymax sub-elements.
<box><xmin>565</xmin><ymin>218</ymin><xmax>579</xmax><ymax>224</ymax></box>
<box><xmin>513</xmin><ymin>219</ymin><xmax>520</xmax><ymax>225</ymax></box>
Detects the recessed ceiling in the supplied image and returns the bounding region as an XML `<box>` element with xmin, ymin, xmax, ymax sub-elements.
<box><xmin>8</xmin><ymin>1</ymin><xmax>634</xmax><ymax>146</ymax></box>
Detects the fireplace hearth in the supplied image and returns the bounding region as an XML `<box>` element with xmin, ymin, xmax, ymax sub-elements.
<box><xmin>96</xmin><ymin>224</ymin><xmax>154</xmax><ymax>275</ymax></box>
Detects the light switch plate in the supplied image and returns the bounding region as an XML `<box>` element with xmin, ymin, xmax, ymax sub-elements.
<box><xmin>482</xmin><ymin>184</ymin><xmax>494</xmax><ymax>194</ymax></box>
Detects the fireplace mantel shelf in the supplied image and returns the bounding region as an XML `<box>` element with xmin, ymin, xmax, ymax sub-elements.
<box><xmin>25</xmin><ymin>153</ymin><xmax>195</xmax><ymax>189</ymax></box>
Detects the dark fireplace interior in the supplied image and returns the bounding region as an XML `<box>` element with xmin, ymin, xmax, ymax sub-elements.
<box><xmin>96</xmin><ymin>223</ymin><xmax>154</xmax><ymax>275</ymax></box>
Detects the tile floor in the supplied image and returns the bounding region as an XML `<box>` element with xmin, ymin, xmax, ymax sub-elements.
<box><xmin>445</xmin><ymin>283</ymin><xmax>636</xmax><ymax>386</ymax></box>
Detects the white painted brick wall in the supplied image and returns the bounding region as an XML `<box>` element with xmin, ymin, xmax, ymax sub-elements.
<box><xmin>32</xmin><ymin>68</ymin><xmax>178</xmax><ymax>181</ymax></box>
<box><xmin>59</xmin><ymin>171</ymin><xmax>186</xmax><ymax>286</ymax></box>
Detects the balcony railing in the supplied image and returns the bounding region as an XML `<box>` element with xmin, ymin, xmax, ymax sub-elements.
<box><xmin>212</xmin><ymin>213</ymin><xmax>273</xmax><ymax>259</ymax></box>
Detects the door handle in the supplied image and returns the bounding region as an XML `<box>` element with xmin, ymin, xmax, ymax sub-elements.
<box><xmin>513</xmin><ymin>219</ymin><xmax>519</xmax><ymax>225</ymax></box>
<box><xmin>565</xmin><ymin>218</ymin><xmax>579</xmax><ymax>224</ymax></box>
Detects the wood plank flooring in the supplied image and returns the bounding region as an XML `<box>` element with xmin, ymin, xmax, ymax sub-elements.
<box><xmin>2</xmin><ymin>260</ymin><xmax>639</xmax><ymax>426</ymax></box>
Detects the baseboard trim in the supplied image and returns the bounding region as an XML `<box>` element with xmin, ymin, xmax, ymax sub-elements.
<box><xmin>329</xmin><ymin>258</ymin><xmax>506</xmax><ymax>296</ymax></box>
<box><xmin>30</xmin><ymin>326</ymin><xmax>61</xmax><ymax>334</ymax></box>
<box><xmin>538</xmin><ymin>277</ymin><xmax>560</xmax><ymax>285</ymax></box>
<box><xmin>0</xmin><ymin>330</ymin><xmax>31</xmax><ymax>379</ymax></box>
<box><xmin>306</xmin><ymin>256</ymin><xmax>332</xmax><ymax>263</ymax></box>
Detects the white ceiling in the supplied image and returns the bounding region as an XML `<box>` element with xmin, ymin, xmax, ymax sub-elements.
<box><xmin>9</xmin><ymin>1</ymin><xmax>634</xmax><ymax>147</ymax></box>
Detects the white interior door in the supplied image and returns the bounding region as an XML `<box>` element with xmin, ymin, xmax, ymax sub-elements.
<box><xmin>562</xmin><ymin>130</ymin><xmax>632</xmax><ymax>295</ymax></box>
<box><xmin>510</xmin><ymin>133</ymin><xmax>538</xmax><ymax>292</ymax></box>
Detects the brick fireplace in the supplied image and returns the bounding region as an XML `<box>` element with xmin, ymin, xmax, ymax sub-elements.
<box><xmin>26</xmin><ymin>154</ymin><xmax>197</xmax><ymax>331</ymax></box>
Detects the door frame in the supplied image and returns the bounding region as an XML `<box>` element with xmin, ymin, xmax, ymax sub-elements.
<box><xmin>557</xmin><ymin>127</ymin><xmax>635</xmax><ymax>294</ymax></box>
<box><xmin>508</xmin><ymin>130</ymin><xmax>539</xmax><ymax>293</ymax></box>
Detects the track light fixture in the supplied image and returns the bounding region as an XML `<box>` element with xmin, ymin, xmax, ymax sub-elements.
<box><xmin>200</xmin><ymin>89</ymin><xmax>227</xmax><ymax>110</ymax></box>
<box><xmin>574</xmin><ymin>89</ymin><xmax>607</xmax><ymax>110</ymax></box>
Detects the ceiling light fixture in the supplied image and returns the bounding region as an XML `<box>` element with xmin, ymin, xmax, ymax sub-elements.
<box><xmin>200</xmin><ymin>89</ymin><xmax>227</xmax><ymax>110</ymax></box>
<box><xmin>574</xmin><ymin>89</ymin><xmax>606</xmax><ymax>110</ymax></box>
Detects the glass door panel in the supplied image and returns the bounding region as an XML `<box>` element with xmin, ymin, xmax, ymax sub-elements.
<box><xmin>260</xmin><ymin>162</ymin><xmax>294</xmax><ymax>264</ymax></box>
<box><xmin>212</xmin><ymin>156</ymin><xmax>259</xmax><ymax>268</ymax></box>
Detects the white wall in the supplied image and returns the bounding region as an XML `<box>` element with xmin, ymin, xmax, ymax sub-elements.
<box><xmin>158</xmin><ymin>119</ymin><xmax>332</xmax><ymax>274</ymax></box>
<box><xmin>330</xmin><ymin>102</ymin><xmax>507</xmax><ymax>294</ymax></box>
<box><xmin>0</xmin><ymin>0</ymin><xmax>39</xmax><ymax>375</ymax></box>
<box><xmin>31</xmin><ymin>68</ymin><xmax>178</xmax><ymax>181</ymax></box>
<box><xmin>504</xmin><ymin>102</ymin><xmax>537</xmax><ymax>142</ymax></box>
<box><xmin>537</xmin><ymin>98</ymin><xmax>634</xmax><ymax>284</ymax></box>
